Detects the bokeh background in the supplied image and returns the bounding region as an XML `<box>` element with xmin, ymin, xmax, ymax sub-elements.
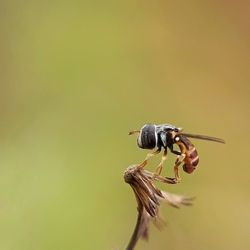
<box><xmin>1</xmin><ymin>1</ymin><xmax>249</xmax><ymax>249</ymax></box>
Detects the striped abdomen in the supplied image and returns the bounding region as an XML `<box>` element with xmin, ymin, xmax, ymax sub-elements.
<box><xmin>183</xmin><ymin>145</ymin><xmax>199</xmax><ymax>174</ymax></box>
<box><xmin>177</xmin><ymin>135</ymin><xmax>199</xmax><ymax>174</ymax></box>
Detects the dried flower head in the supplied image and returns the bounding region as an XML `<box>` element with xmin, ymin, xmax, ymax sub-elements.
<box><xmin>124</xmin><ymin>165</ymin><xmax>193</xmax><ymax>250</ymax></box>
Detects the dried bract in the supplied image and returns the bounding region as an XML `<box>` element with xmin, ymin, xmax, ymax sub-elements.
<box><xmin>124</xmin><ymin>165</ymin><xmax>193</xmax><ymax>250</ymax></box>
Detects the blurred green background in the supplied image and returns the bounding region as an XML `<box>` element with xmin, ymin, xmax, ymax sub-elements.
<box><xmin>0</xmin><ymin>1</ymin><xmax>249</xmax><ymax>249</ymax></box>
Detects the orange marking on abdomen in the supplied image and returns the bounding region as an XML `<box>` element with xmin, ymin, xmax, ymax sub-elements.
<box><xmin>183</xmin><ymin>146</ymin><xmax>199</xmax><ymax>173</ymax></box>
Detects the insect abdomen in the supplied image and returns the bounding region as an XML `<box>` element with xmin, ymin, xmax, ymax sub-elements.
<box><xmin>183</xmin><ymin>146</ymin><xmax>199</xmax><ymax>174</ymax></box>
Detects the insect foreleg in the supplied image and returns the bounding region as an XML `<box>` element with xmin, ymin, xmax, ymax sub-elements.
<box><xmin>154</xmin><ymin>149</ymin><xmax>168</xmax><ymax>176</ymax></box>
<box><xmin>169</xmin><ymin>145</ymin><xmax>181</xmax><ymax>155</ymax></box>
<box><xmin>173</xmin><ymin>153</ymin><xmax>186</xmax><ymax>182</ymax></box>
<box><xmin>138</xmin><ymin>148</ymin><xmax>161</xmax><ymax>169</ymax></box>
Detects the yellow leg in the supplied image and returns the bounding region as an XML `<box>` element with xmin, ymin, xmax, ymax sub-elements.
<box><xmin>154</xmin><ymin>149</ymin><xmax>168</xmax><ymax>176</ymax></box>
<box><xmin>173</xmin><ymin>153</ymin><xmax>186</xmax><ymax>182</ymax></box>
<box><xmin>138</xmin><ymin>149</ymin><xmax>161</xmax><ymax>169</ymax></box>
<box><xmin>154</xmin><ymin>150</ymin><xmax>177</xmax><ymax>183</ymax></box>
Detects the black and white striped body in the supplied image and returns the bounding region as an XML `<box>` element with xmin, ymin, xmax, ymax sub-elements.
<box><xmin>132</xmin><ymin>123</ymin><xmax>224</xmax><ymax>177</ymax></box>
<box><xmin>137</xmin><ymin>124</ymin><xmax>179</xmax><ymax>150</ymax></box>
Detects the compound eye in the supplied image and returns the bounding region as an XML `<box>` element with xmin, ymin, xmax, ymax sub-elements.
<box><xmin>137</xmin><ymin>124</ymin><xmax>156</xmax><ymax>149</ymax></box>
<box><xmin>174</xmin><ymin>136</ymin><xmax>180</xmax><ymax>142</ymax></box>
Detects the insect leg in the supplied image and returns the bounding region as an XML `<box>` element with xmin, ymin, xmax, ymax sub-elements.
<box><xmin>154</xmin><ymin>149</ymin><xmax>168</xmax><ymax>176</ymax></box>
<box><xmin>153</xmin><ymin>150</ymin><xmax>177</xmax><ymax>183</ymax></box>
<box><xmin>138</xmin><ymin>148</ymin><xmax>161</xmax><ymax>169</ymax></box>
<box><xmin>169</xmin><ymin>145</ymin><xmax>181</xmax><ymax>155</ymax></box>
<box><xmin>173</xmin><ymin>153</ymin><xmax>186</xmax><ymax>182</ymax></box>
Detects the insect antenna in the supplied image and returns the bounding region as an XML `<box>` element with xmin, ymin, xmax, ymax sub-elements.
<box><xmin>129</xmin><ymin>130</ymin><xmax>140</xmax><ymax>135</ymax></box>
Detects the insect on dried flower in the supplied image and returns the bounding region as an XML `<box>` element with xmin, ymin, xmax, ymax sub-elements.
<box><xmin>124</xmin><ymin>165</ymin><xmax>194</xmax><ymax>250</ymax></box>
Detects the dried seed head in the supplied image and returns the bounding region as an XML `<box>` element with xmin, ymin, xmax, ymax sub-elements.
<box><xmin>124</xmin><ymin>165</ymin><xmax>194</xmax><ymax>250</ymax></box>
